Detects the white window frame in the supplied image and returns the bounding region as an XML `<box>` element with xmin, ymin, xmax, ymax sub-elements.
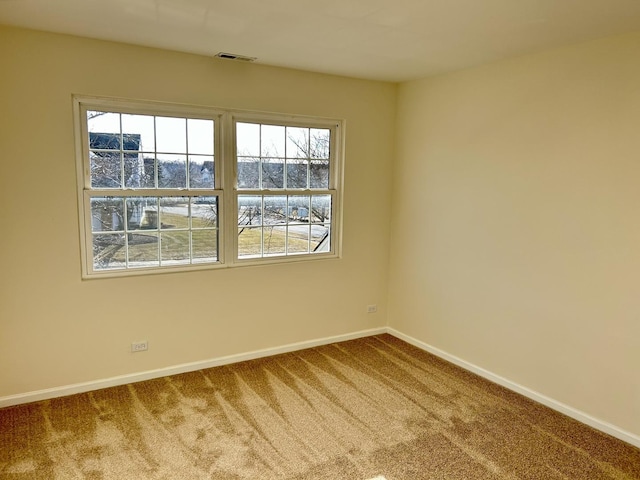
<box><xmin>73</xmin><ymin>95</ymin><xmax>344</xmax><ymax>279</ymax></box>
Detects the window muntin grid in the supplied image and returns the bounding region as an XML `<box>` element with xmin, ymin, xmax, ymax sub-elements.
<box><xmin>236</xmin><ymin>122</ymin><xmax>330</xmax><ymax>191</ymax></box>
<box><xmin>235</xmin><ymin>120</ymin><xmax>335</xmax><ymax>261</ymax></box>
<box><xmin>87</xmin><ymin>112</ymin><xmax>215</xmax><ymax>190</ymax></box>
<box><xmin>237</xmin><ymin>194</ymin><xmax>332</xmax><ymax>259</ymax></box>
<box><xmin>75</xmin><ymin>97</ymin><xmax>342</xmax><ymax>278</ymax></box>
<box><xmin>90</xmin><ymin>196</ymin><xmax>218</xmax><ymax>270</ymax></box>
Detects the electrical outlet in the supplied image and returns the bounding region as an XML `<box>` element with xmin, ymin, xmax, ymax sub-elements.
<box><xmin>367</xmin><ymin>304</ymin><xmax>378</xmax><ymax>314</ymax></box>
<box><xmin>131</xmin><ymin>340</ymin><xmax>148</xmax><ymax>352</ymax></box>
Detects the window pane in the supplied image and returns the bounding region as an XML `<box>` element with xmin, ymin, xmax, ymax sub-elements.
<box><xmin>140</xmin><ymin>200</ymin><xmax>159</xmax><ymax>230</ymax></box>
<box><xmin>158</xmin><ymin>154</ymin><xmax>187</xmax><ymax>188</ymax></box>
<box><xmin>261</xmin><ymin>124</ymin><xmax>285</xmax><ymax>157</ymax></box>
<box><xmin>125</xmin><ymin>154</ymin><xmax>155</xmax><ymax>189</ymax></box>
<box><xmin>122</xmin><ymin>113</ymin><xmax>155</xmax><ymax>152</ymax></box>
<box><xmin>126</xmin><ymin>197</ymin><xmax>156</xmax><ymax>229</ymax></box>
<box><xmin>87</xmin><ymin>112</ymin><xmax>120</xmax><ymax>142</ymax></box>
<box><xmin>288</xmin><ymin>195</ymin><xmax>310</xmax><ymax>222</ymax></box>
<box><xmin>128</xmin><ymin>232</ymin><xmax>159</xmax><ymax>268</ymax></box>
<box><xmin>189</xmin><ymin>155</ymin><xmax>214</xmax><ymax>189</ymax></box>
<box><xmin>311</xmin><ymin>195</ymin><xmax>331</xmax><ymax>223</ymax></box>
<box><xmin>160</xmin><ymin>197</ymin><xmax>189</xmax><ymax>229</ymax></box>
<box><xmin>91</xmin><ymin>197</ymin><xmax>124</xmax><ymax>232</ymax></box>
<box><xmin>119</xmin><ymin>134</ymin><xmax>141</xmax><ymax>153</ymax></box>
<box><xmin>287</xmin><ymin>160</ymin><xmax>308</xmax><ymax>189</ymax></box>
<box><xmin>192</xmin><ymin>229</ymin><xmax>217</xmax><ymax>262</ymax></box>
<box><xmin>286</xmin><ymin>127</ymin><xmax>309</xmax><ymax>158</ymax></box>
<box><xmin>90</xmin><ymin>151</ymin><xmax>121</xmax><ymax>188</ymax></box>
<box><xmin>310</xmin><ymin>160</ymin><xmax>329</xmax><ymax>188</ymax></box>
<box><xmin>187</xmin><ymin>118</ymin><xmax>214</xmax><ymax>155</ymax></box>
<box><xmin>237</xmin><ymin>122</ymin><xmax>260</xmax><ymax>156</ymax></box>
<box><xmin>161</xmin><ymin>231</ymin><xmax>190</xmax><ymax>265</ymax></box>
<box><xmin>288</xmin><ymin>224</ymin><xmax>310</xmax><ymax>253</ymax></box>
<box><xmin>262</xmin><ymin>159</ymin><xmax>284</xmax><ymax>189</ymax></box>
<box><xmin>238</xmin><ymin>195</ymin><xmax>261</xmax><ymax>226</ymax></box>
<box><xmin>310</xmin><ymin>128</ymin><xmax>330</xmax><ymax>159</ymax></box>
<box><xmin>312</xmin><ymin>225</ymin><xmax>330</xmax><ymax>252</ymax></box>
<box><xmin>238</xmin><ymin>226</ymin><xmax>262</xmax><ymax>257</ymax></box>
<box><xmin>238</xmin><ymin>157</ymin><xmax>259</xmax><ymax>189</ymax></box>
<box><xmin>264</xmin><ymin>195</ymin><xmax>287</xmax><ymax>225</ymax></box>
<box><xmin>92</xmin><ymin>233</ymin><xmax>125</xmax><ymax>270</ymax></box>
<box><xmin>191</xmin><ymin>197</ymin><xmax>217</xmax><ymax>229</ymax></box>
<box><xmin>264</xmin><ymin>225</ymin><xmax>286</xmax><ymax>255</ymax></box>
<box><xmin>156</xmin><ymin>116</ymin><xmax>186</xmax><ymax>153</ymax></box>
<box><xmin>124</xmin><ymin>152</ymin><xmax>153</xmax><ymax>189</ymax></box>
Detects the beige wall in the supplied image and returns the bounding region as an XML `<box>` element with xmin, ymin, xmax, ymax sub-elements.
<box><xmin>0</xmin><ymin>26</ymin><xmax>395</xmax><ymax>397</ymax></box>
<box><xmin>2</xmin><ymin>23</ymin><xmax>638</xmax><ymax>442</ymax></box>
<box><xmin>389</xmin><ymin>33</ymin><xmax>640</xmax><ymax>437</ymax></box>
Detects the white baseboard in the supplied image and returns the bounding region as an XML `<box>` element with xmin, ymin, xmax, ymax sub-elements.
<box><xmin>387</xmin><ymin>328</ymin><xmax>640</xmax><ymax>449</ymax></box>
<box><xmin>2</xmin><ymin>326</ymin><xmax>638</xmax><ymax>450</ymax></box>
<box><xmin>0</xmin><ymin>327</ymin><xmax>387</xmax><ymax>409</ymax></box>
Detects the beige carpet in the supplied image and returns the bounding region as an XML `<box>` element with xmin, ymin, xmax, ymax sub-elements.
<box><xmin>1</xmin><ymin>334</ymin><xmax>639</xmax><ymax>479</ymax></box>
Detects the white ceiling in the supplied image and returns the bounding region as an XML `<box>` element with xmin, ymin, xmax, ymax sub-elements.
<box><xmin>2</xmin><ymin>0</ymin><xmax>640</xmax><ymax>82</ymax></box>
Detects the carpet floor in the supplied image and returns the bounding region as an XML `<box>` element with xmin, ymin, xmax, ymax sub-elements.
<box><xmin>1</xmin><ymin>334</ymin><xmax>639</xmax><ymax>479</ymax></box>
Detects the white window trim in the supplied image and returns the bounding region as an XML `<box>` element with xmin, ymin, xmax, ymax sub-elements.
<box><xmin>73</xmin><ymin>95</ymin><xmax>344</xmax><ymax>279</ymax></box>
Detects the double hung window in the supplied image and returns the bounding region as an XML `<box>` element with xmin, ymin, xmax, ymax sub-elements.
<box><xmin>74</xmin><ymin>96</ymin><xmax>343</xmax><ymax>278</ymax></box>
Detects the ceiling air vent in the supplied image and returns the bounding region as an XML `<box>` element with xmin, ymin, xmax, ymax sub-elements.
<box><xmin>215</xmin><ymin>52</ymin><xmax>257</xmax><ymax>62</ymax></box>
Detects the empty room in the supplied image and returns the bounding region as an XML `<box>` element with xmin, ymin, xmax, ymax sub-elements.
<box><xmin>0</xmin><ymin>1</ymin><xmax>639</xmax><ymax>478</ymax></box>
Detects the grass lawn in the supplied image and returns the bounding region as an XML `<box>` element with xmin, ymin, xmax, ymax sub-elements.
<box><xmin>95</xmin><ymin>210</ymin><xmax>320</xmax><ymax>268</ymax></box>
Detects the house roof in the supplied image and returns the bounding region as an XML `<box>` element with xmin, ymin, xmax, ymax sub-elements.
<box><xmin>90</xmin><ymin>133</ymin><xmax>141</xmax><ymax>152</ymax></box>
